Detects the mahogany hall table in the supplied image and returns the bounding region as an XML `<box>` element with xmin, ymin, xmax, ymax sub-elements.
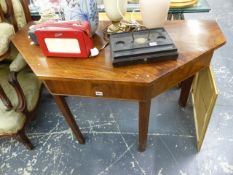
<box><xmin>11</xmin><ymin>20</ymin><xmax>225</xmax><ymax>152</ymax></box>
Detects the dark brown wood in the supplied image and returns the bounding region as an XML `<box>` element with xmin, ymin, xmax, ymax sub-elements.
<box><xmin>15</xmin><ymin>130</ymin><xmax>33</xmax><ymax>150</ymax></box>
<box><xmin>20</xmin><ymin>0</ymin><xmax>32</xmax><ymax>23</ymax></box>
<box><xmin>179</xmin><ymin>76</ymin><xmax>194</xmax><ymax>107</ymax></box>
<box><xmin>138</xmin><ymin>100</ymin><xmax>151</xmax><ymax>152</ymax></box>
<box><xmin>0</xmin><ymin>84</ymin><xmax>43</xmax><ymax>149</ymax></box>
<box><xmin>11</xmin><ymin>20</ymin><xmax>226</xmax><ymax>151</ymax></box>
<box><xmin>53</xmin><ymin>95</ymin><xmax>85</xmax><ymax>144</ymax></box>
<box><xmin>6</xmin><ymin>0</ymin><xmax>18</xmax><ymax>31</ymax></box>
<box><xmin>0</xmin><ymin>3</ymin><xmax>5</xmax><ymax>21</ymax></box>
<box><xmin>5</xmin><ymin>0</ymin><xmax>31</xmax><ymax>32</ymax></box>
<box><xmin>0</xmin><ymin>85</ymin><xmax>13</xmax><ymax>110</ymax></box>
<box><xmin>8</xmin><ymin>71</ymin><xmax>27</xmax><ymax>113</ymax></box>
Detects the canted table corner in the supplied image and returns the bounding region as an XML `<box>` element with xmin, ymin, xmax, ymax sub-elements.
<box><xmin>11</xmin><ymin>20</ymin><xmax>226</xmax><ymax>152</ymax></box>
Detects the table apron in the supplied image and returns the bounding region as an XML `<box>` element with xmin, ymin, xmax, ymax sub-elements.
<box><xmin>43</xmin><ymin>50</ymin><xmax>214</xmax><ymax>101</ymax></box>
<box><xmin>150</xmin><ymin>50</ymin><xmax>214</xmax><ymax>98</ymax></box>
<box><xmin>43</xmin><ymin>80</ymin><xmax>151</xmax><ymax>101</ymax></box>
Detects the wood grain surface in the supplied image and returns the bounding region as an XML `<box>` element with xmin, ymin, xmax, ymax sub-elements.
<box><xmin>11</xmin><ymin>20</ymin><xmax>225</xmax><ymax>84</ymax></box>
<box><xmin>11</xmin><ymin>20</ymin><xmax>226</xmax><ymax>101</ymax></box>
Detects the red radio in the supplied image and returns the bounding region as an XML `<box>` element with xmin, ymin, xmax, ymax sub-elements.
<box><xmin>31</xmin><ymin>21</ymin><xmax>94</xmax><ymax>58</ymax></box>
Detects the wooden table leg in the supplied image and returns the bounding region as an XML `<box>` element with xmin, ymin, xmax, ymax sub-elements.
<box><xmin>179</xmin><ymin>76</ymin><xmax>194</xmax><ymax>107</ymax></box>
<box><xmin>53</xmin><ymin>95</ymin><xmax>85</xmax><ymax>144</ymax></box>
<box><xmin>138</xmin><ymin>100</ymin><xmax>151</xmax><ymax>152</ymax></box>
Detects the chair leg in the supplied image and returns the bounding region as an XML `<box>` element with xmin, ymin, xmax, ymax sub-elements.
<box><xmin>15</xmin><ymin>130</ymin><xmax>34</xmax><ymax>150</ymax></box>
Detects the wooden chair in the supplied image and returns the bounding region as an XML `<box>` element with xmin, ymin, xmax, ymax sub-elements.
<box><xmin>0</xmin><ymin>3</ymin><xmax>4</xmax><ymax>21</ymax></box>
<box><xmin>0</xmin><ymin>0</ymin><xmax>42</xmax><ymax>149</ymax></box>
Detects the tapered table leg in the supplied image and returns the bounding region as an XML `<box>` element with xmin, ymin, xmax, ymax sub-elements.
<box><xmin>138</xmin><ymin>100</ymin><xmax>151</xmax><ymax>152</ymax></box>
<box><xmin>53</xmin><ymin>95</ymin><xmax>85</xmax><ymax>144</ymax></box>
<box><xmin>179</xmin><ymin>76</ymin><xmax>194</xmax><ymax>107</ymax></box>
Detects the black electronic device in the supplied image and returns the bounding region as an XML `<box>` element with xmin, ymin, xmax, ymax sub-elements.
<box><xmin>109</xmin><ymin>28</ymin><xmax>178</xmax><ymax>67</ymax></box>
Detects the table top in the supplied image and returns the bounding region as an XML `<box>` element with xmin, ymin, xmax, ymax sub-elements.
<box><xmin>11</xmin><ymin>20</ymin><xmax>225</xmax><ymax>86</ymax></box>
<box><xmin>169</xmin><ymin>0</ymin><xmax>210</xmax><ymax>13</ymax></box>
<box><xmin>30</xmin><ymin>0</ymin><xmax>210</xmax><ymax>17</ymax></box>
<box><xmin>104</xmin><ymin>0</ymin><xmax>211</xmax><ymax>13</ymax></box>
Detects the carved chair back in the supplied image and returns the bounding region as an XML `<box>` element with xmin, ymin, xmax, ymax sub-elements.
<box><xmin>6</xmin><ymin>0</ymin><xmax>32</xmax><ymax>32</ymax></box>
<box><xmin>0</xmin><ymin>3</ymin><xmax>5</xmax><ymax>21</ymax></box>
<box><xmin>0</xmin><ymin>0</ymin><xmax>42</xmax><ymax>150</ymax></box>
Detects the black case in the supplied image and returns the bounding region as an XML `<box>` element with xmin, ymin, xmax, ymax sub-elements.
<box><xmin>110</xmin><ymin>28</ymin><xmax>178</xmax><ymax>67</ymax></box>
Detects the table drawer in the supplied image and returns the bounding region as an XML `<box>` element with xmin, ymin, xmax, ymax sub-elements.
<box><xmin>43</xmin><ymin>80</ymin><xmax>150</xmax><ymax>101</ymax></box>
